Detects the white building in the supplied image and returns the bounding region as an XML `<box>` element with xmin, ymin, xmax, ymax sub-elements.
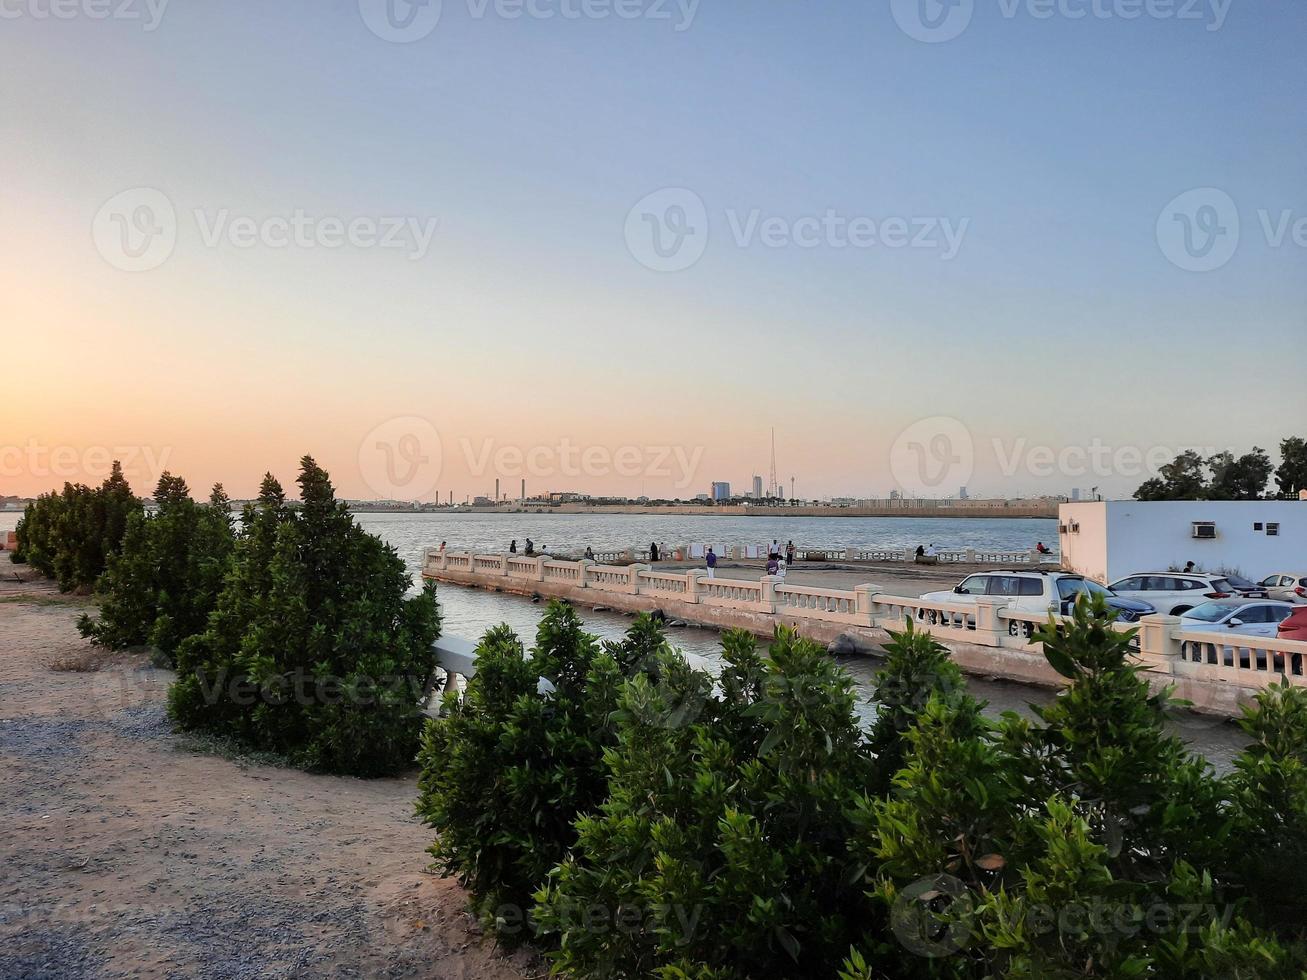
<box><xmin>1059</xmin><ymin>500</ymin><xmax>1306</xmax><ymax>583</ymax></box>
<box><xmin>752</xmin><ymin>475</ymin><xmax>763</xmax><ymax>498</ymax></box>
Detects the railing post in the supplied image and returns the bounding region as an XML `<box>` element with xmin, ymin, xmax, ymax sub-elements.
<box><xmin>971</xmin><ymin>597</ymin><xmax>1007</xmax><ymax>645</ymax></box>
<box><xmin>1138</xmin><ymin>614</ymin><xmax>1182</xmax><ymax>676</ymax></box>
<box><xmin>853</xmin><ymin>583</ymin><xmax>880</xmax><ymax>626</ymax></box>
<box><xmin>845</xmin><ymin>547</ymin><xmax>856</xmax><ymax>561</ymax></box>
<box><xmin>534</xmin><ymin>557</ymin><xmax>547</xmax><ymax>582</ymax></box>
<box><xmin>759</xmin><ymin>574</ymin><xmax>778</xmax><ymax>613</ymax></box>
<box><xmin>966</xmin><ymin>549</ymin><xmax>976</xmax><ymax>563</ymax></box>
<box><xmin>627</xmin><ymin>563</ymin><xmax>648</xmax><ymax>595</ymax></box>
<box><xmin>577</xmin><ymin>558</ymin><xmax>593</xmax><ymax>588</ymax></box>
<box><xmin>685</xmin><ymin>569</ymin><xmax>704</xmax><ymax>603</ymax></box>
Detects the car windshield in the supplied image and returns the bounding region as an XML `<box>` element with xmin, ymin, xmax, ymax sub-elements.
<box><xmin>1210</xmin><ymin>578</ymin><xmax>1234</xmax><ymax>593</ymax></box>
<box><xmin>1057</xmin><ymin>578</ymin><xmax>1112</xmax><ymax>599</ymax></box>
<box><xmin>1185</xmin><ymin>602</ymin><xmax>1231</xmax><ymax>623</ymax></box>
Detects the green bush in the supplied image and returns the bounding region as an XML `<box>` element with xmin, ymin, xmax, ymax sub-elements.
<box><xmin>77</xmin><ymin>475</ymin><xmax>236</xmax><ymax>664</ymax></box>
<box><xmin>168</xmin><ymin>456</ymin><xmax>440</xmax><ymax>776</ymax></box>
<box><xmin>421</xmin><ymin>595</ymin><xmax>1307</xmax><ymax>978</ymax></box>
<box><xmin>416</xmin><ymin>602</ymin><xmax>630</xmax><ymax>929</ymax></box>
<box><xmin>534</xmin><ymin>626</ymin><xmax>878</xmax><ymax>979</ymax></box>
<box><xmin>13</xmin><ymin>461</ymin><xmax>140</xmax><ymax>590</ymax></box>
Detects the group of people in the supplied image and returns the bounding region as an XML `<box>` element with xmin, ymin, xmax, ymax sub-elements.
<box><xmin>508</xmin><ymin>539</ymin><xmax>538</xmax><ymax>556</ymax></box>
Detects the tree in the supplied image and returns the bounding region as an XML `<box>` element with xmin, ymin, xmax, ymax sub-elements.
<box><xmin>1133</xmin><ymin>449</ymin><xmax>1208</xmax><ymax>501</ymax></box>
<box><xmin>78</xmin><ymin>473</ymin><xmax>237</xmax><ymax>664</ymax></box>
<box><xmin>1276</xmin><ymin>437</ymin><xmax>1307</xmax><ymax>499</ymax></box>
<box><xmin>12</xmin><ymin>462</ymin><xmax>142</xmax><ymax>590</ymax></box>
<box><xmin>1208</xmin><ymin>447</ymin><xmax>1273</xmax><ymax>500</ymax></box>
<box><xmin>416</xmin><ymin>603</ymin><xmax>626</xmax><ymax>929</ymax></box>
<box><xmin>169</xmin><ymin>457</ymin><xmax>441</xmax><ymax>776</ymax></box>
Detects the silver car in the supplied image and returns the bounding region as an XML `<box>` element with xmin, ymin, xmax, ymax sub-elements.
<box><xmin>1258</xmin><ymin>572</ymin><xmax>1307</xmax><ymax>604</ymax></box>
<box><xmin>1179</xmin><ymin>598</ymin><xmax>1296</xmax><ymax>638</ymax></box>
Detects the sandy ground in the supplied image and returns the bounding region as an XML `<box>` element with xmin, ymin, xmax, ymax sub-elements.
<box><xmin>0</xmin><ymin>590</ymin><xmax>538</xmax><ymax>980</ymax></box>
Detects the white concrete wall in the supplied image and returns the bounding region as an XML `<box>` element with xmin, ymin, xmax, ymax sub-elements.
<box><xmin>1059</xmin><ymin>500</ymin><xmax>1307</xmax><ymax>583</ymax></box>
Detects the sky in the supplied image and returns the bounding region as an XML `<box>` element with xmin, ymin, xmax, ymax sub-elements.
<box><xmin>1</xmin><ymin>0</ymin><xmax>1304</xmax><ymax>503</ymax></box>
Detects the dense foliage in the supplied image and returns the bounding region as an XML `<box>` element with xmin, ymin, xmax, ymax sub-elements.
<box><xmin>168</xmin><ymin>456</ymin><xmax>441</xmax><ymax>776</ymax></box>
<box><xmin>419</xmin><ymin>597</ymin><xmax>1307</xmax><ymax>978</ymax></box>
<box><xmin>12</xmin><ymin>461</ymin><xmax>141</xmax><ymax>590</ymax></box>
<box><xmin>1132</xmin><ymin>442</ymin><xmax>1294</xmax><ymax>501</ymax></box>
<box><xmin>77</xmin><ymin>475</ymin><xmax>236</xmax><ymax>664</ymax></box>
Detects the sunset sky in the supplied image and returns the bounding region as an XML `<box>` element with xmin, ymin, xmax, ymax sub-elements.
<box><xmin>2</xmin><ymin>0</ymin><xmax>1304</xmax><ymax>502</ymax></box>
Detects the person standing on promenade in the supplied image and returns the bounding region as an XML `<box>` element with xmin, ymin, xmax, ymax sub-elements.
<box><xmin>509</xmin><ymin>540</ymin><xmax>517</xmax><ymax>554</ymax></box>
<box><xmin>706</xmin><ymin>547</ymin><xmax>717</xmax><ymax>579</ymax></box>
<box><xmin>786</xmin><ymin>540</ymin><xmax>796</xmax><ymax>565</ymax></box>
<box><xmin>650</xmin><ymin>541</ymin><xmax>659</xmax><ymax>562</ymax></box>
<box><xmin>766</xmin><ymin>555</ymin><xmax>779</xmax><ymax>576</ymax></box>
<box><xmin>769</xmin><ymin>539</ymin><xmax>780</xmax><ymax>560</ymax></box>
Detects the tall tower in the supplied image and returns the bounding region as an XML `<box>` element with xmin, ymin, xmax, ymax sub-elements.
<box><xmin>768</xmin><ymin>428</ymin><xmax>778</xmax><ymax>499</ymax></box>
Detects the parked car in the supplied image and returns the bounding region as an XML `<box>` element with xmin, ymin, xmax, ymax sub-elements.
<box><xmin>1178</xmin><ymin>599</ymin><xmax>1295</xmax><ymax>638</ymax></box>
<box><xmin>1222</xmin><ymin>574</ymin><xmax>1270</xmax><ymax>599</ymax></box>
<box><xmin>1278</xmin><ymin>606</ymin><xmax>1307</xmax><ymax>642</ymax></box>
<box><xmin>1258</xmin><ymin>572</ymin><xmax>1307</xmax><ymax>604</ymax></box>
<box><xmin>1106</xmin><ymin>572</ymin><xmax>1242</xmax><ymax>615</ymax></box>
<box><xmin>919</xmin><ymin>569</ymin><xmax>1155</xmax><ymax>629</ymax></box>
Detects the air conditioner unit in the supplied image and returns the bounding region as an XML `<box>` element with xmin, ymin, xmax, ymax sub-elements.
<box><xmin>1192</xmin><ymin>522</ymin><xmax>1217</xmax><ymax>539</ymax></box>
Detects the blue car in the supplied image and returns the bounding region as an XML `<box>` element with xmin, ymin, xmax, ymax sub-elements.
<box><xmin>1056</xmin><ymin>577</ymin><xmax>1155</xmax><ymax>622</ymax></box>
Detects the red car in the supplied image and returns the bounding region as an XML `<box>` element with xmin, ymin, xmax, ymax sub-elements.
<box><xmin>1279</xmin><ymin>607</ymin><xmax>1307</xmax><ymax>642</ymax></box>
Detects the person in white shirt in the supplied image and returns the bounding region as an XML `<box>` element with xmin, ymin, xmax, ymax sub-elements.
<box><xmin>925</xmin><ymin>543</ymin><xmax>938</xmax><ymax>558</ymax></box>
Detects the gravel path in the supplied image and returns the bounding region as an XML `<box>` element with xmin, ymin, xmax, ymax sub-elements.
<box><xmin>0</xmin><ymin>596</ymin><xmax>538</xmax><ymax>980</ymax></box>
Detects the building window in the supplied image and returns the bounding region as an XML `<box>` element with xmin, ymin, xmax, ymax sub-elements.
<box><xmin>1254</xmin><ymin>522</ymin><xmax>1264</xmax><ymax>531</ymax></box>
<box><xmin>1267</xmin><ymin>523</ymin><xmax>1280</xmax><ymax>537</ymax></box>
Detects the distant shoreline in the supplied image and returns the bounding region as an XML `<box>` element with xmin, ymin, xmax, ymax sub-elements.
<box><xmin>347</xmin><ymin>504</ymin><xmax>1060</xmax><ymax>520</ymax></box>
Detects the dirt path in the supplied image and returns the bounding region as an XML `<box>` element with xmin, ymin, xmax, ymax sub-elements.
<box><xmin>0</xmin><ymin>595</ymin><xmax>538</xmax><ymax>980</ymax></box>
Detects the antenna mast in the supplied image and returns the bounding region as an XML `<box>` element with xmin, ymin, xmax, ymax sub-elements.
<box><xmin>768</xmin><ymin>428</ymin><xmax>778</xmax><ymax>499</ymax></box>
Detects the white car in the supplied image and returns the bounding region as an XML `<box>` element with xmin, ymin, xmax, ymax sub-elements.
<box><xmin>1179</xmin><ymin>599</ymin><xmax>1296</xmax><ymax>638</ymax></box>
<box><xmin>919</xmin><ymin>569</ymin><xmax>1155</xmax><ymax>633</ymax></box>
<box><xmin>1258</xmin><ymin>572</ymin><xmax>1307</xmax><ymax>604</ymax></box>
<box><xmin>1106</xmin><ymin>572</ymin><xmax>1242</xmax><ymax>616</ymax></box>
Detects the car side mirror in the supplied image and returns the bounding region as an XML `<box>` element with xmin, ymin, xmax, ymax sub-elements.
<box><xmin>1228</xmin><ymin>618</ymin><xmax>1243</xmax><ymax>628</ymax></box>
<box><xmin>954</xmin><ymin>585</ymin><xmax>964</xmax><ymax>594</ymax></box>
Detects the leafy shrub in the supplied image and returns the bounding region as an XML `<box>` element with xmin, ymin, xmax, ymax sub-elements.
<box><xmin>168</xmin><ymin>456</ymin><xmax>440</xmax><ymax>776</ymax></box>
<box><xmin>853</xmin><ymin>595</ymin><xmax>1301</xmax><ymax>978</ymax></box>
<box><xmin>416</xmin><ymin>602</ymin><xmax>630</xmax><ymax>928</ymax></box>
<box><xmin>423</xmin><ymin>594</ymin><xmax>1307</xmax><ymax>978</ymax></box>
<box><xmin>77</xmin><ymin>475</ymin><xmax>236</xmax><ymax>664</ymax></box>
<box><xmin>13</xmin><ymin>461</ymin><xmax>140</xmax><ymax>590</ymax></box>
<box><xmin>534</xmin><ymin>626</ymin><xmax>879</xmax><ymax>979</ymax></box>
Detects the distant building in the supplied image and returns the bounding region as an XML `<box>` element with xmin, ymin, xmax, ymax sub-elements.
<box><xmin>1071</xmin><ymin>488</ymin><xmax>1082</xmax><ymax>502</ymax></box>
<box><xmin>472</xmin><ymin>496</ymin><xmax>493</xmax><ymax>507</ymax></box>
<box><xmin>711</xmin><ymin>482</ymin><xmax>731</xmax><ymax>502</ymax></box>
<box><xmin>752</xmin><ymin>475</ymin><xmax>763</xmax><ymax>498</ymax></box>
<box><xmin>959</xmin><ymin>486</ymin><xmax>969</xmax><ymax>500</ymax></box>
